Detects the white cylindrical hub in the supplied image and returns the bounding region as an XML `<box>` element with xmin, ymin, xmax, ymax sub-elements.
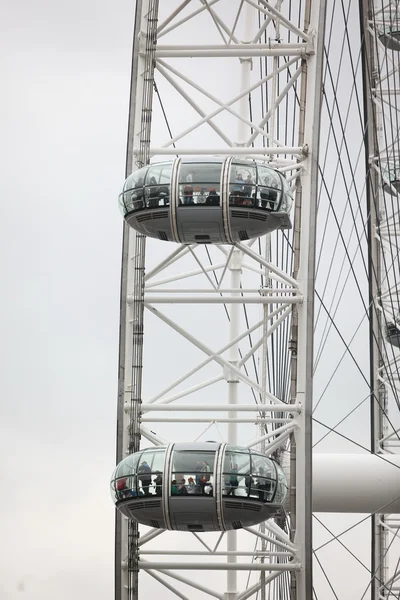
<box><xmin>313</xmin><ymin>454</ymin><xmax>400</xmax><ymax>513</ymax></box>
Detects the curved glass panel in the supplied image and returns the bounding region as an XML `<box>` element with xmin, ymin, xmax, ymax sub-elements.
<box><xmin>229</xmin><ymin>162</ymin><xmax>257</xmax><ymax>207</ymax></box>
<box><xmin>120</xmin><ymin>186</ymin><xmax>146</xmax><ymax>214</ymax></box>
<box><xmin>279</xmin><ymin>173</ymin><xmax>293</xmax><ymax>212</ymax></box>
<box><xmin>249</xmin><ymin>454</ymin><xmax>276</xmax><ymax>501</ymax></box>
<box><xmin>120</xmin><ymin>168</ymin><xmax>148</xmax><ymax>214</ymax></box>
<box><xmin>227</xmin><ymin>445</ymin><xmax>250</xmax><ymax>453</ymax></box>
<box><xmin>171</xmin><ymin>450</ymin><xmax>216</xmax><ymax>496</ymax></box>
<box><xmin>178</xmin><ymin>162</ymin><xmax>222</xmax><ymax>206</ymax></box>
<box><xmin>222</xmin><ymin>448</ymin><xmax>286</xmax><ymax>502</ymax></box>
<box><xmin>110</xmin><ymin>453</ymin><xmax>140</xmax><ymax>502</ymax></box>
<box><xmin>258</xmin><ymin>166</ymin><xmax>281</xmax><ymax>189</ymax></box>
<box><xmin>256</xmin><ymin>165</ymin><xmax>283</xmax><ymax>211</ymax></box>
<box><xmin>119</xmin><ymin>163</ymin><xmax>173</xmax><ymax>215</ymax></box>
<box><xmin>123</xmin><ymin>167</ymin><xmax>150</xmax><ymax>192</ymax></box>
<box><xmin>380</xmin><ymin>13</ymin><xmax>400</xmax><ymax>35</ymax></box>
<box><xmin>111</xmin><ymin>448</ymin><xmax>166</xmax><ymax>501</ymax></box>
<box><xmin>138</xmin><ymin>448</ymin><xmax>166</xmax><ymax>496</ymax></box>
<box><xmin>382</xmin><ymin>163</ymin><xmax>400</xmax><ymax>184</ymax></box>
<box><xmin>145</xmin><ymin>162</ymin><xmax>173</xmax><ymax>208</ymax></box>
<box><xmin>273</xmin><ymin>462</ymin><xmax>288</xmax><ymax>503</ymax></box>
<box><xmin>280</xmin><ymin>195</ymin><xmax>292</xmax><ymax>213</ymax></box>
<box><xmin>223</xmin><ymin>450</ymin><xmax>251</xmax><ymax>497</ymax></box>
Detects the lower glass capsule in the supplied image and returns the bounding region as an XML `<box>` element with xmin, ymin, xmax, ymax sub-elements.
<box><xmin>110</xmin><ymin>442</ymin><xmax>288</xmax><ymax>532</ymax></box>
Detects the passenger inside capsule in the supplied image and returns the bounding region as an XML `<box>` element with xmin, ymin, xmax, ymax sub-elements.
<box><xmin>111</xmin><ymin>444</ymin><xmax>288</xmax><ymax>510</ymax></box>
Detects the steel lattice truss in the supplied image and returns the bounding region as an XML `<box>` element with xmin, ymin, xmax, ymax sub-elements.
<box><xmin>114</xmin><ymin>1</ymin><xmax>400</xmax><ymax>600</ymax></box>
<box><xmin>366</xmin><ymin>1</ymin><xmax>400</xmax><ymax>597</ymax></box>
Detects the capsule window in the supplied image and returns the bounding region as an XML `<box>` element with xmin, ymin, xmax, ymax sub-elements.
<box><xmin>120</xmin><ymin>167</ymin><xmax>148</xmax><ymax>214</ymax></box>
<box><xmin>249</xmin><ymin>454</ymin><xmax>276</xmax><ymax>501</ymax></box>
<box><xmin>136</xmin><ymin>449</ymin><xmax>166</xmax><ymax>497</ymax></box>
<box><xmin>178</xmin><ymin>162</ymin><xmax>222</xmax><ymax>207</ymax></box>
<box><xmin>111</xmin><ymin>453</ymin><xmax>141</xmax><ymax>501</ymax></box>
<box><xmin>120</xmin><ymin>163</ymin><xmax>173</xmax><ymax>214</ymax></box>
<box><xmin>223</xmin><ymin>451</ymin><xmax>251</xmax><ymax>498</ymax></box>
<box><xmin>111</xmin><ymin>448</ymin><xmax>166</xmax><ymax>501</ymax></box>
<box><xmin>171</xmin><ymin>450</ymin><xmax>215</xmax><ymax>496</ymax></box>
<box><xmin>382</xmin><ymin>163</ymin><xmax>400</xmax><ymax>193</ymax></box>
<box><xmin>123</xmin><ymin>168</ymin><xmax>149</xmax><ymax>193</ymax></box>
<box><xmin>256</xmin><ymin>166</ymin><xmax>282</xmax><ymax>211</ymax></box>
<box><xmin>380</xmin><ymin>15</ymin><xmax>400</xmax><ymax>35</ymax></box>
<box><xmin>145</xmin><ymin>163</ymin><xmax>173</xmax><ymax>209</ymax></box>
<box><xmin>118</xmin><ymin>192</ymin><xmax>129</xmax><ymax>216</ymax></box>
<box><xmin>229</xmin><ymin>163</ymin><xmax>257</xmax><ymax>207</ymax></box>
<box><xmin>273</xmin><ymin>462</ymin><xmax>288</xmax><ymax>503</ymax></box>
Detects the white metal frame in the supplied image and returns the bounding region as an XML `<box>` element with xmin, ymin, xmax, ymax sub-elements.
<box><xmin>363</xmin><ymin>1</ymin><xmax>400</xmax><ymax>597</ymax></box>
<box><xmin>115</xmin><ymin>2</ymin><xmax>326</xmax><ymax>599</ymax></box>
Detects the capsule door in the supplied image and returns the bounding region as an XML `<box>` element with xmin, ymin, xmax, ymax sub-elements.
<box><xmin>167</xmin><ymin>446</ymin><xmax>220</xmax><ymax>531</ymax></box>
<box><xmin>174</xmin><ymin>159</ymin><xmax>227</xmax><ymax>244</ymax></box>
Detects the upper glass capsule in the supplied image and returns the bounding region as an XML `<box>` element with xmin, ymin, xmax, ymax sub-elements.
<box><xmin>118</xmin><ymin>157</ymin><xmax>293</xmax><ymax>244</ymax></box>
<box><xmin>378</xmin><ymin>13</ymin><xmax>400</xmax><ymax>51</ymax></box>
<box><xmin>382</xmin><ymin>163</ymin><xmax>400</xmax><ymax>196</ymax></box>
<box><xmin>386</xmin><ymin>320</ymin><xmax>400</xmax><ymax>348</ymax></box>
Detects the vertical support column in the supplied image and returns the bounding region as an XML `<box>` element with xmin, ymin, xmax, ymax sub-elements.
<box><xmin>260</xmin><ymin>235</ymin><xmax>271</xmax><ymax>600</ymax></box>
<box><xmin>116</xmin><ymin>226</ymin><xmax>145</xmax><ymax>600</ymax></box>
<box><xmin>291</xmin><ymin>2</ymin><xmax>326</xmax><ymax>599</ymax></box>
<box><xmin>226</xmin><ymin>7</ymin><xmax>253</xmax><ymax>598</ymax></box>
<box><xmin>237</xmin><ymin>4</ymin><xmax>253</xmax><ymax>147</ymax></box>
<box><xmin>115</xmin><ymin>1</ymin><xmax>158</xmax><ymax>599</ymax></box>
<box><xmin>227</xmin><ymin>248</ymin><xmax>242</xmax><ymax>445</ymax></box>
<box><xmin>358</xmin><ymin>2</ymin><xmax>387</xmax><ymax>596</ymax></box>
<box><xmin>226</xmin><ymin>248</ymin><xmax>242</xmax><ymax>600</ymax></box>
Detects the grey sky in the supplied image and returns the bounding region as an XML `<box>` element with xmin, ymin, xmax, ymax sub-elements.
<box><xmin>1</xmin><ymin>1</ymin><xmax>398</xmax><ymax>599</ymax></box>
<box><xmin>1</xmin><ymin>1</ymin><xmax>134</xmax><ymax>597</ymax></box>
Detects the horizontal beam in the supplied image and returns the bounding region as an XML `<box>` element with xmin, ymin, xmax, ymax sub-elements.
<box><xmin>153</xmin><ymin>43</ymin><xmax>308</xmax><ymax>58</ymax></box>
<box><xmin>140</xmin><ymin>551</ymin><xmax>292</xmax><ymax>557</ymax></box>
<box><xmin>139</xmin><ymin>561</ymin><xmax>300</xmax><ymax>571</ymax></box>
<box><xmin>143</xmin><ymin>295</ymin><xmax>300</xmax><ymax>304</ymax></box>
<box><xmin>142</xmin><ymin>288</ymin><xmax>298</xmax><ymax>294</ymax></box>
<box><xmin>142</xmin><ymin>146</ymin><xmax>305</xmax><ymax>156</ymax></box>
<box><xmin>141</xmin><ymin>417</ymin><xmax>291</xmax><ymax>423</ymax></box>
<box><xmin>139</xmin><ymin>403</ymin><xmax>300</xmax><ymax>413</ymax></box>
<box><xmin>373</xmin><ymin>88</ymin><xmax>400</xmax><ymax>94</ymax></box>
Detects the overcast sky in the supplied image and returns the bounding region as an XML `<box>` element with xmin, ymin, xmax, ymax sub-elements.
<box><xmin>2</xmin><ymin>1</ymin><xmax>398</xmax><ymax>599</ymax></box>
<box><xmin>1</xmin><ymin>1</ymin><xmax>135</xmax><ymax>597</ymax></box>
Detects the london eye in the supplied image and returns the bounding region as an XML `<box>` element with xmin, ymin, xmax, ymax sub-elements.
<box><xmin>113</xmin><ymin>2</ymin><xmax>400</xmax><ymax>599</ymax></box>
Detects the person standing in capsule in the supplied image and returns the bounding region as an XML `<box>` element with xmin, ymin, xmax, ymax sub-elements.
<box><xmin>199</xmin><ymin>460</ymin><xmax>211</xmax><ymax>495</ymax></box>
<box><xmin>138</xmin><ymin>461</ymin><xmax>152</xmax><ymax>496</ymax></box>
<box><xmin>187</xmin><ymin>477</ymin><xmax>196</xmax><ymax>494</ymax></box>
<box><xmin>226</xmin><ymin>463</ymin><xmax>239</xmax><ymax>496</ymax></box>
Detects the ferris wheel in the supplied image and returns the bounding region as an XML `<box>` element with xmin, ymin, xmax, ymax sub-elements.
<box><xmin>110</xmin><ymin>1</ymin><xmax>400</xmax><ymax>599</ymax></box>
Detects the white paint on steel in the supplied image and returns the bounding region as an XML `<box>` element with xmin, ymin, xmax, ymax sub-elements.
<box><xmin>115</xmin><ymin>2</ymin><xmax>327</xmax><ymax>599</ymax></box>
<box><xmin>313</xmin><ymin>454</ymin><xmax>400</xmax><ymax>513</ymax></box>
